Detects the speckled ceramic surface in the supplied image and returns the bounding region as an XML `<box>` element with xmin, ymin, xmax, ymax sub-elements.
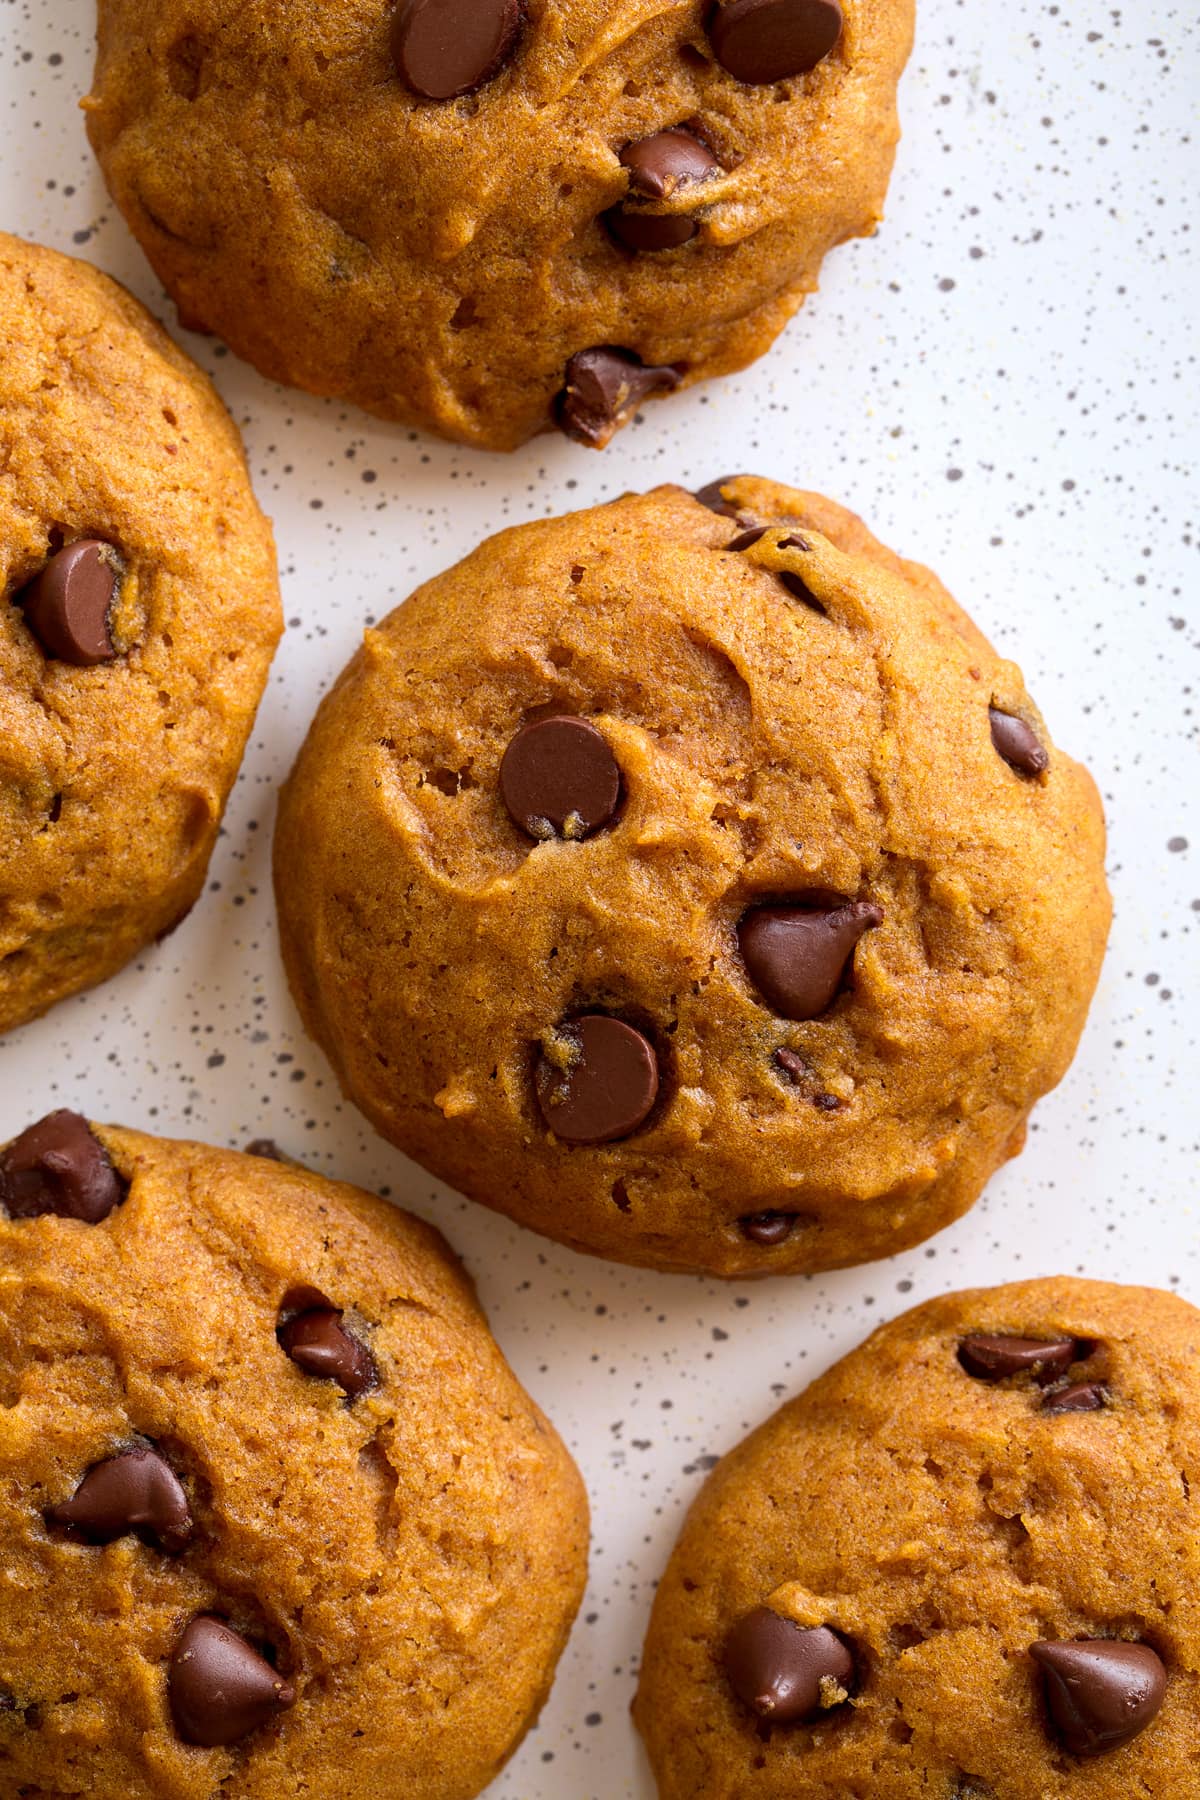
<box><xmin>1</xmin><ymin>4</ymin><xmax>1196</xmax><ymax>1796</ymax></box>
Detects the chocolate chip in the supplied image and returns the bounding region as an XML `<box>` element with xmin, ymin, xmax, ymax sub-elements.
<box><xmin>48</xmin><ymin>1447</ymin><xmax>192</xmax><ymax>1553</ymax></box>
<box><xmin>500</xmin><ymin>715</ymin><xmax>621</xmax><ymax>841</ymax></box>
<box><xmin>1031</xmin><ymin>1640</ymin><xmax>1166</xmax><ymax>1756</ymax></box>
<box><xmin>621</xmin><ymin>128</ymin><xmax>721</xmax><ymax>198</ymax></box>
<box><xmin>1042</xmin><ymin>1381</ymin><xmax>1106</xmax><ymax>1414</ymax></box>
<box><xmin>245</xmin><ymin>1138</ymin><xmax>285</xmax><ymax>1161</ymax></box>
<box><xmin>391</xmin><ymin>0</ymin><xmax>523</xmax><ymax>99</ymax></box>
<box><xmin>278</xmin><ymin>1307</ymin><xmax>377</xmax><ymax>1399</ymax></box>
<box><xmin>738</xmin><ymin>1212</ymin><xmax>796</xmax><ymax>1246</ymax></box>
<box><xmin>989</xmin><ymin>707</ymin><xmax>1049</xmax><ymax>777</ymax></box>
<box><xmin>0</xmin><ymin>1111</ymin><xmax>126</xmax><ymax>1224</ymax></box>
<box><xmin>726</xmin><ymin>1607</ymin><xmax>854</xmax><ymax>1723</ymax></box>
<box><xmin>556</xmin><ymin>348</ymin><xmax>682</xmax><ymax>448</ymax></box>
<box><xmin>958</xmin><ymin>1334</ymin><xmax>1077</xmax><ymax>1382</ymax></box>
<box><xmin>739</xmin><ymin>900</ymin><xmax>882</xmax><ymax>1021</ymax></box>
<box><xmin>16</xmin><ymin>539</ymin><xmax>121</xmax><ymax>666</ymax></box>
<box><xmin>727</xmin><ymin>525</ymin><xmax>769</xmax><ymax>552</ymax></box>
<box><xmin>536</xmin><ymin>1015</ymin><xmax>659</xmax><ymax>1145</ymax></box>
<box><xmin>606</xmin><ymin>129</ymin><xmax>720</xmax><ymax>251</ymax></box>
<box><xmin>694</xmin><ymin>475</ymin><xmax>755</xmax><ymax>521</ymax></box>
<box><xmin>709</xmin><ymin>0</ymin><xmax>843</xmax><ymax>83</ymax></box>
<box><xmin>605</xmin><ymin>209</ymin><xmax>698</xmax><ymax>252</ymax></box>
<box><xmin>168</xmin><ymin>1618</ymin><xmax>295</xmax><ymax>1748</ymax></box>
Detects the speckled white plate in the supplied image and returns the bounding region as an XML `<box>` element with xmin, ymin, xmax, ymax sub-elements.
<box><xmin>2</xmin><ymin>3</ymin><xmax>1197</xmax><ymax>1794</ymax></box>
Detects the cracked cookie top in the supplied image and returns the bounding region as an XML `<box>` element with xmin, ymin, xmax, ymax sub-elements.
<box><xmin>273</xmin><ymin>479</ymin><xmax>1110</xmax><ymax>1277</ymax></box>
<box><xmin>0</xmin><ymin>1117</ymin><xmax>587</xmax><ymax>1798</ymax></box>
<box><xmin>635</xmin><ymin>1276</ymin><xmax>1200</xmax><ymax>1796</ymax></box>
<box><xmin>0</xmin><ymin>232</ymin><xmax>281</xmax><ymax>1034</ymax></box>
<box><xmin>85</xmin><ymin>0</ymin><xmax>913</xmax><ymax>449</ymax></box>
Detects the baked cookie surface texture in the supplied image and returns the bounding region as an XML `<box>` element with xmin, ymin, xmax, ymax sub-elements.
<box><xmin>0</xmin><ymin>1113</ymin><xmax>588</xmax><ymax>1799</ymax></box>
<box><xmin>86</xmin><ymin>0</ymin><xmax>914</xmax><ymax>449</ymax></box>
<box><xmin>0</xmin><ymin>233</ymin><xmax>281</xmax><ymax>1035</ymax></box>
<box><xmin>274</xmin><ymin>479</ymin><xmax>1111</xmax><ymax>1278</ymax></box>
<box><xmin>635</xmin><ymin>1277</ymin><xmax>1200</xmax><ymax>1798</ymax></box>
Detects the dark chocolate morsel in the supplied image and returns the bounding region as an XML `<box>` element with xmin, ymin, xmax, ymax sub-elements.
<box><xmin>727</xmin><ymin>525</ymin><xmax>769</xmax><ymax>552</ymax></box>
<box><xmin>16</xmin><ymin>539</ymin><xmax>121</xmax><ymax>666</ymax></box>
<box><xmin>1042</xmin><ymin>1381</ymin><xmax>1106</xmax><ymax>1414</ymax></box>
<box><xmin>391</xmin><ymin>0</ymin><xmax>523</xmax><ymax>99</ymax></box>
<box><xmin>989</xmin><ymin>707</ymin><xmax>1049</xmax><ymax>777</ymax></box>
<box><xmin>1031</xmin><ymin>1639</ymin><xmax>1166</xmax><ymax>1755</ymax></box>
<box><xmin>958</xmin><ymin>1334</ymin><xmax>1077</xmax><ymax>1382</ymax></box>
<box><xmin>709</xmin><ymin>0</ymin><xmax>843</xmax><ymax>84</ymax></box>
<box><xmin>278</xmin><ymin>1307</ymin><xmax>377</xmax><ymax>1399</ymax></box>
<box><xmin>620</xmin><ymin>128</ymin><xmax>721</xmax><ymax>199</ymax></box>
<box><xmin>536</xmin><ymin>1015</ymin><xmax>659</xmax><ymax>1145</ymax></box>
<box><xmin>605</xmin><ymin>209</ymin><xmax>698</xmax><ymax>252</ymax></box>
<box><xmin>245</xmin><ymin>1138</ymin><xmax>286</xmax><ymax>1161</ymax></box>
<box><xmin>726</xmin><ymin>1607</ymin><xmax>854</xmax><ymax>1722</ymax></box>
<box><xmin>48</xmin><ymin>1447</ymin><xmax>192</xmax><ymax>1553</ymax></box>
<box><xmin>500</xmin><ymin>715</ymin><xmax>621</xmax><ymax>840</ymax></box>
<box><xmin>739</xmin><ymin>900</ymin><xmax>882</xmax><ymax>1020</ymax></box>
<box><xmin>556</xmin><ymin>348</ymin><xmax>682</xmax><ymax>448</ymax></box>
<box><xmin>168</xmin><ymin>1617</ymin><xmax>295</xmax><ymax>1748</ymax></box>
<box><xmin>0</xmin><ymin>1111</ymin><xmax>126</xmax><ymax>1224</ymax></box>
<box><xmin>739</xmin><ymin>1212</ymin><xmax>796</xmax><ymax>1246</ymax></box>
<box><xmin>694</xmin><ymin>475</ymin><xmax>756</xmax><ymax>520</ymax></box>
<box><xmin>607</xmin><ymin>129</ymin><xmax>720</xmax><ymax>250</ymax></box>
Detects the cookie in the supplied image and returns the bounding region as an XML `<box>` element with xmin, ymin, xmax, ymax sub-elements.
<box><xmin>634</xmin><ymin>1277</ymin><xmax>1200</xmax><ymax>1797</ymax></box>
<box><xmin>85</xmin><ymin>0</ymin><xmax>913</xmax><ymax>450</ymax></box>
<box><xmin>0</xmin><ymin>1111</ymin><xmax>588</xmax><ymax>1797</ymax></box>
<box><xmin>273</xmin><ymin>478</ymin><xmax>1110</xmax><ymax>1278</ymax></box>
<box><xmin>0</xmin><ymin>233</ymin><xmax>281</xmax><ymax>1035</ymax></box>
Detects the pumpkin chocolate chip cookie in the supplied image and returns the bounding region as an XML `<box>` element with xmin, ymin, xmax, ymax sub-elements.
<box><xmin>0</xmin><ymin>1111</ymin><xmax>588</xmax><ymax>1798</ymax></box>
<box><xmin>0</xmin><ymin>233</ymin><xmax>281</xmax><ymax>1035</ymax></box>
<box><xmin>634</xmin><ymin>1277</ymin><xmax>1200</xmax><ymax>1797</ymax></box>
<box><xmin>273</xmin><ymin>478</ymin><xmax>1110</xmax><ymax>1277</ymax></box>
<box><xmin>85</xmin><ymin>0</ymin><xmax>914</xmax><ymax>449</ymax></box>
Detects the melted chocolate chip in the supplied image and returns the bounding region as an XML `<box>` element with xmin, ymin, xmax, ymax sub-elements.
<box><xmin>536</xmin><ymin>1015</ymin><xmax>659</xmax><ymax>1145</ymax></box>
<box><xmin>605</xmin><ymin>209</ymin><xmax>698</xmax><ymax>252</ymax></box>
<box><xmin>500</xmin><ymin>715</ymin><xmax>621</xmax><ymax>840</ymax></box>
<box><xmin>1031</xmin><ymin>1640</ymin><xmax>1166</xmax><ymax>1756</ymax></box>
<box><xmin>391</xmin><ymin>0</ymin><xmax>523</xmax><ymax>99</ymax></box>
<box><xmin>48</xmin><ymin>1447</ymin><xmax>192</xmax><ymax>1553</ymax></box>
<box><xmin>278</xmin><ymin>1306</ymin><xmax>377</xmax><ymax>1399</ymax></box>
<box><xmin>726</xmin><ymin>1607</ymin><xmax>854</xmax><ymax>1723</ymax></box>
<box><xmin>738</xmin><ymin>1212</ymin><xmax>796</xmax><ymax>1246</ymax></box>
<box><xmin>989</xmin><ymin>707</ymin><xmax>1049</xmax><ymax>777</ymax></box>
<box><xmin>1042</xmin><ymin>1381</ymin><xmax>1106</xmax><ymax>1414</ymax></box>
<box><xmin>0</xmin><ymin>1111</ymin><xmax>126</xmax><ymax>1224</ymax></box>
<box><xmin>621</xmin><ymin>128</ymin><xmax>720</xmax><ymax>199</ymax></box>
<box><xmin>958</xmin><ymin>1335</ymin><xmax>1078</xmax><ymax>1382</ymax></box>
<box><xmin>16</xmin><ymin>539</ymin><xmax>121</xmax><ymax>666</ymax></box>
<box><xmin>727</xmin><ymin>525</ymin><xmax>769</xmax><ymax>552</ymax></box>
<box><xmin>709</xmin><ymin>0</ymin><xmax>843</xmax><ymax>83</ymax></box>
<box><xmin>556</xmin><ymin>348</ymin><xmax>682</xmax><ymax>448</ymax></box>
<box><xmin>695</xmin><ymin>475</ymin><xmax>756</xmax><ymax>521</ymax></box>
<box><xmin>739</xmin><ymin>901</ymin><xmax>882</xmax><ymax>1020</ymax></box>
<box><xmin>606</xmin><ymin>128</ymin><xmax>720</xmax><ymax>251</ymax></box>
<box><xmin>168</xmin><ymin>1618</ymin><xmax>295</xmax><ymax>1748</ymax></box>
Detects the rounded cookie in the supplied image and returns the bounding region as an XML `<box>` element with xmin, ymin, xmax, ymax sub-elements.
<box><xmin>274</xmin><ymin>478</ymin><xmax>1110</xmax><ymax>1278</ymax></box>
<box><xmin>634</xmin><ymin>1277</ymin><xmax>1200</xmax><ymax>1797</ymax></box>
<box><xmin>0</xmin><ymin>1112</ymin><xmax>588</xmax><ymax>1798</ymax></box>
<box><xmin>0</xmin><ymin>233</ymin><xmax>281</xmax><ymax>1034</ymax></box>
<box><xmin>85</xmin><ymin>0</ymin><xmax>913</xmax><ymax>450</ymax></box>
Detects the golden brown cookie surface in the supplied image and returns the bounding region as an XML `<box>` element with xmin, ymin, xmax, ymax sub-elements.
<box><xmin>634</xmin><ymin>1277</ymin><xmax>1200</xmax><ymax>1798</ymax></box>
<box><xmin>0</xmin><ymin>1114</ymin><xmax>588</xmax><ymax>1799</ymax></box>
<box><xmin>0</xmin><ymin>233</ymin><xmax>281</xmax><ymax>1034</ymax></box>
<box><xmin>85</xmin><ymin>0</ymin><xmax>913</xmax><ymax>449</ymax></box>
<box><xmin>273</xmin><ymin>479</ymin><xmax>1110</xmax><ymax>1277</ymax></box>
